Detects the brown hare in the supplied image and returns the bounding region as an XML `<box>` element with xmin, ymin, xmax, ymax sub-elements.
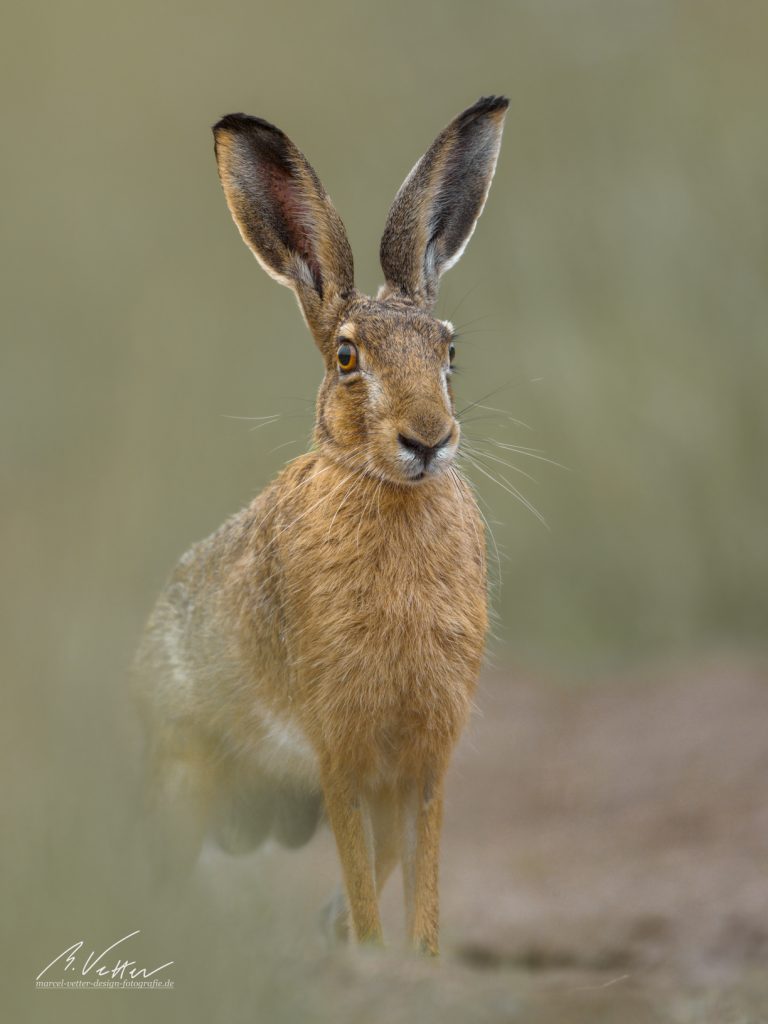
<box><xmin>134</xmin><ymin>96</ymin><xmax>508</xmax><ymax>955</ymax></box>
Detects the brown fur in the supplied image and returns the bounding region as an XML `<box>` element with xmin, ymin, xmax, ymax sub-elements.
<box><xmin>134</xmin><ymin>97</ymin><xmax>508</xmax><ymax>954</ymax></box>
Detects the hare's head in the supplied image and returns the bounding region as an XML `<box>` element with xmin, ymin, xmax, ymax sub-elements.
<box><xmin>213</xmin><ymin>97</ymin><xmax>508</xmax><ymax>486</ymax></box>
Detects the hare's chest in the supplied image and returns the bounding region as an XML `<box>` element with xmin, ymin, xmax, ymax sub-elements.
<box><xmin>278</xmin><ymin>499</ymin><xmax>486</xmax><ymax>774</ymax></box>
<box><xmin>298</xmin><ymin>537</ymin><xmax>485</xmax><ymax>778</ymax></box>
<box><xmin>285</xmin><ymin>512</ymin><xmax>487</xmax><ymax>687</ymax></box>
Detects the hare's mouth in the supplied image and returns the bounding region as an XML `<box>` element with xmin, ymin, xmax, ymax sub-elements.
<box><xmin>401</xmin><ymin>468</ymin><xmax>428</xmax><ymax>485</ymax></box>
<box><xmin>395</xmin><ymin>428</ymin><xmax>457</xmax><ymax>484</ymax></box>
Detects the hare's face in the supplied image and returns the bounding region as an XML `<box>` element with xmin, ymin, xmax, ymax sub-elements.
<box><xmin>213</xmin><ymin>98</ymin><xmax>507</xmax><ymax>483</ymax></box>
<box><xmin>315</xmin><ymin>298</ymin><xmax>459</xmax><ymax>485</ymax></box>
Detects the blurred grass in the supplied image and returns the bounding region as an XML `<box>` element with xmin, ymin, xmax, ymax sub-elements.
<box><xmin>2</xmin><ymin>0</ymin><xmax>768</xmax><ymax>682</ymax></box>
<box><xmin>2</xmin><ymin>2</ymin><xmax>768</xmax><ymax>1019</ymax></box>
<box><xmin>2</xmin><ymin>1</ymin><xmax>766</xmax><ymax>687</ymax></box>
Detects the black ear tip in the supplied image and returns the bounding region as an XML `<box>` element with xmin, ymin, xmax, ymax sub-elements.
<box><xmin>451</xmin><ymin>96</ymin><xmax>509</xmax><ymax>132</ymax></box>
<box><xmin>212</xmin><ymin>112</ymin><xmax>248</xmax><ymax>135</ymax></box>
<box><xmin>464</xmin><ymin>95</ymin><xmax>510</xmax><ymax>120</ymax></box>
<box><xmin>212</xmin><ymin>112</ymin><xmax>284</xmax><ymax>138</ymax></box>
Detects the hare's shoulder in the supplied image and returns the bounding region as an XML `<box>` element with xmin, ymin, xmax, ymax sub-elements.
<box><xmin>140</xmin><ymin>454</ymin><xmax>323</xmax><ymax>646</ymax></box>
<box><xmin>176</xmin><ymin>452</ymin><xmax>323</xmax><ymax>567</ymax></box>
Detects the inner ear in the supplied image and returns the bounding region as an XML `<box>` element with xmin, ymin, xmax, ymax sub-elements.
<box><xmin>378</xmin><ymin>96</ymin><xmax>509</xmax><ymax>309</ymax></box>
<box><xmin>213</xmin><ymin>113</ymin><xmax>355</xmax><ymax>331</ymax></box>
<box><xmin>261</xmin><ymin>152</ymin><xmax>324</xmax><ymax>296</ymax></box>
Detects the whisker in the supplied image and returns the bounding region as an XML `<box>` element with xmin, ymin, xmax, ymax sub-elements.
<box><xmin>250</xmin><ymin>461</ymin><xmax>334</xmax><ymax>537</ymax></box>
<box><xmin>267</xmin><ymin>438</ymin><xmax>307</xmax><ymax>456</ymax></box>
<box><xmin>461</xmin><ymin>443</ymin><xmax>537</xmax><ymax>483</ymax></box>
<box><xmin>326</xmin><ymin>474</ymin><xmax>367</xmax><ymax>541</ymax></box>
<box><xmin>461</xmin><ymin>452</ymin><xmax>549</xmax><ymax>529</ymax></box>
<box><xmin>442</xmin><ymin>281</ymin><xmax>484</xmax><ymax>323</ymax></box>
<box><xmin>449</xmin><ymin>328</ymin><xmax>501</xmax><ymax>339</ymax></box>
<box><xmin>448</xmin><ymin>468</ymin><xmax>490</xmax><ymax>585</ymax></box>
<box><xmin>222</xmin><ymin>413</ymin><xmax>281</xmax><ymax>422</ymax></box>
<box><xmin>486</xmin><ymin>439</ymin><xmax>569</xmax><ymax>471</ymax></box>
<box><xmin>250</xmin><ymin>413</ymin><xmax>312</xmax><ymax>432</ymax></box>
<box><xmin>267</xmin><ymin>473</ymin><xmax>351</xmax><ymax>549</ymax></box>
<box><xmin>454</xmin><ymin>467</ymin><xmax>503</xmax><ymax>593</ymax></box>
<box><xmin>462</xmin><ymin>404</ymin><xmax>532</xmax><ymax>430</ymax></box>
<box><xmin>356</xmin><ymin>477</ymin><xmax>383</xmax><ymax>553</ymax></box>
<box><xmin>452</xmin><ymin>312</ymin><xmax>496</xmax><ymax>332</ymax></box>
<box><xmin>459</xmin><ymin>414</ymin><xmax>524</xmax><ymax>427</ymax></box>
<box><xmin>250</xmin><ymin>420</ymin><xmax>280</xmax><ymax>432</ymax></box>
<box><xmin>456</xmin><ymin>378</ymin><xmax>538</xmax><ymax>419</ymax></box>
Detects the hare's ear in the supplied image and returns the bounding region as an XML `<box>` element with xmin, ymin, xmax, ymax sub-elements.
<box><xmin>379</xmin><ymin>96</ymin><xmax>508</xmax><ymax>310</ymax></box>
<box><xmin>213</xmin><ymin>114</ymin><xmax>354</xmax><ymax>338</ymax></box>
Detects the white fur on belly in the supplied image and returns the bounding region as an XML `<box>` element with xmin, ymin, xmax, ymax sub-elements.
<box><xmin>246</xmin><ymin>700</ymin><xmax>319</xmax><ymax>785</ymax></box>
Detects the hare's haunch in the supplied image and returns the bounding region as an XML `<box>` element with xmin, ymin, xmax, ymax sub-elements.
<box><xmin>134</xmin><ymin>96</ymin><xmax>508</xmax><ymax>955</ymax></box>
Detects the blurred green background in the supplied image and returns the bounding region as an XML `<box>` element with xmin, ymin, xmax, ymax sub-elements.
<box><xmin>2</xmin><ymin>1</ymin><xmax>768</xmax><ymax>1020</ymax></box>
<box><xmin>3</xmin><ymin>0</ymin><xmax>767</xmax><ymax>688</ymax></box>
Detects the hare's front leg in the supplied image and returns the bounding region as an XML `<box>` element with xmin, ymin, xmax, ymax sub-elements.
<box><xmin>321</xmin><ymin>766</ymin><xmax>382</xmax><ymax>944</ymax></box>
<box><xmin>401</xmin><ymin>773</ymin><xmax>445</xmax><ymax>956</ymax></box>
<box><xmin>320</xmin><ymin>787</ymin><xmax>402</xmax><ymax>943</ymax></box>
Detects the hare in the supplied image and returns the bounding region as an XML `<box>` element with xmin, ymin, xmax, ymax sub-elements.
<box><xmin>134</xmin><ymin>96</ymin><xmax>508</xmax><ymax>955</ymax></box>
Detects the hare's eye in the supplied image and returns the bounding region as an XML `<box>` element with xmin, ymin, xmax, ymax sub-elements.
<box><xmin>448</xmin><ymin>342</ymin><xmax>457</xmax><ymax>365</ymax></box>
<box><xmin>337</xmin><ymin>341</ymin><xmax>358</xmax><ymax>372</ymax></box>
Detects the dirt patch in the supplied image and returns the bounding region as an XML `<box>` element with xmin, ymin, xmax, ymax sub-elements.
<box><xmin>15</xmin><ymin>656</ymin><xmax>768</xmax><ymax>1024</ymax></box>
<box><xmin>429</xmin><ymin>656</ymin><xmax>768</xmax><ymax>1020</ymax></box>
<box><xmin>204</xmin><ymin>656</ymin><xmax>768</xmax><ymax>1022</ymax></box>
<box><xmin>446</xmin><ymin>662</ymin><xmax>768</xmax><ymax>954</ymax></box>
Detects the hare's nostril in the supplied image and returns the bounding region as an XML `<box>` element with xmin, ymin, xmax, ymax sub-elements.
<box><xmin>398</xmin><ymin>430</ymin><xmax>453</xmax><ymax>463</ymax></box>
<box><xmin>398</xmin><ymin>433</ymin><xmax>427</xmax><ymax>456</ymax></box>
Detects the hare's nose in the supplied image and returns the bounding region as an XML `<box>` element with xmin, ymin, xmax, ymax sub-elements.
<box><xmin>398</xmin><ymin>430</ymin><xmax>452</xmax><ymax>465</ymax></box>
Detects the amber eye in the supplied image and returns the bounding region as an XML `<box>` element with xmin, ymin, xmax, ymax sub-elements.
<box><xmin>337</xmin><ymin>340</ymin><xmax>358</xmax><ymax>372</ymax></box>
<box><xmin>448</xmin><ymin>341</ymin><xmax>457</xmax><ymax>365</ymax></box>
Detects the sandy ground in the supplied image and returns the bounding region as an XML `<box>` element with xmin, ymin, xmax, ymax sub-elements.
<box><xmin>15</xmin><ymin>656</ymin><xmax>768</xmax><ymax>1024</ymax></box>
